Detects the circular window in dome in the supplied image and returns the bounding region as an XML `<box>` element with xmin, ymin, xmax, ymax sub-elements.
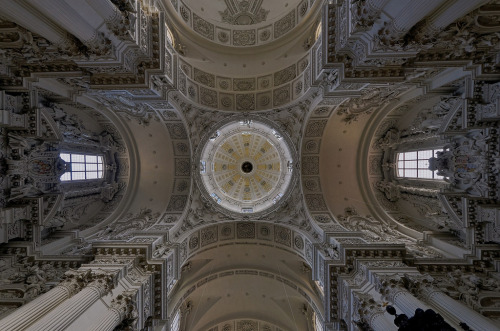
<box><xmin>195</xmin><ymin>117</ymin><xmax>296</xmax><ymax>217</ymax></box>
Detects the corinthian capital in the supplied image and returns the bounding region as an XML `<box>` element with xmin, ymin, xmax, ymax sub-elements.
<box><xmin>352</xmin><ymin>292</ymin><xmax>385</xmax><ymax>323</ymax></box>
<box><xmin>87</xmin><ymin>269</ymin><xmax>118</xmax><ymax>296</ymax></box>
<box><xmin>110</xmin><ymin>290</ymin><xmax>138</xmax><ymax>321</ymax></box>
<box><xmin>402</xmin><ymin>273</ymin><xmax>438</xmax><ymax>300</ymax></box>
<box><xmin>58</xmin><ymin>269</ymin><xmax>93</xmax><ymax>296</ymax></box>
<box><xmin>374</xmin><ymin>274</ymin><xmax>407</xmax><ymax>302</ymax></box>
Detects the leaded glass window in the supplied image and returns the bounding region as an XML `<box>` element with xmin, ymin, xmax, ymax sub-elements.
<box><xmin>396</xmin><ymin>149</ymin><xmax>444</xmax><ymax>179</ymax></box>
<box><xmin>60</xmin><ymin>153</ymin><xmax>104</xmax><ymax>181</ymax></box>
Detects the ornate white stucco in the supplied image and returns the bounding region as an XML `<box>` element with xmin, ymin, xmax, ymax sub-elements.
<box><xmin>197</xmin><ymin>119</ymin><xmax>295</xmax><ymax>216</ymax></box>
<box><xmin>0</xmin><ymin>0</ymin><xmax>498</xmax><ymax>331</ymax></box>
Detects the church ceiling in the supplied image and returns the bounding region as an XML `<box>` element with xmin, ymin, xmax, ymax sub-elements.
<box><xmin>0</xmin><ymin>0</ymin><xmax>499</xmax><ymax>329</ymax></box>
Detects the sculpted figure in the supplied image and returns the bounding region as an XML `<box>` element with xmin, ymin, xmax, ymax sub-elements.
<box><xmin>322</xmin><ymin>243</ymin><xmax>339</xmax><ymax>259</ymax></box>
<box><xmin>153</xmin><ymin>244</ymin><xmax>171</xmax><ymax>258</ymax></box>
<box><xmin>480</xmin><ymin>277</ymin><xmax>500</xmax><ymax>291</ymax></box>
<box><xmin>428</xmin><ymin>150</ymin><xmax>453</xmax><ymax>177</ymax></box>
<box><xmin>8</xmin><ymin>179</ymin><xmax>48</xmax><ymax>201</ymax></box>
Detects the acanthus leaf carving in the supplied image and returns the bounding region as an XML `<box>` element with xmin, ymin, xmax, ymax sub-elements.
<box><xmin>110</xmin><ymin>289</ymin><xmax>139</xmax><ymax>326</ymax></box>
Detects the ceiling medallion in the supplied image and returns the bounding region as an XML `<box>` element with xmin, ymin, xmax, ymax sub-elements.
<box><xmin>195</xmin><ymin>116</ymin><xmax>297</xmax><ymax>218</ymax></box>
<box><xmin>219</xmin><ymin>0</ymin><xmax>269</xmax><ymax>25</ymax></box>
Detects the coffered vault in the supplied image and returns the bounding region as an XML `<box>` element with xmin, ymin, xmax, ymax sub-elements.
<box><xmin>0</xmin><ymin>0</ymin><xmax>499</xmax><ymax>330</ymax></box>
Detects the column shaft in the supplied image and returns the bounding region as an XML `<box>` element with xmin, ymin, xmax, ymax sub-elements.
<box><xmin>427</xmin><ymin>0</ymin><xmax>488</xmax><ymax>31</ymax></box>
<box><xmin>0</xmin><ymin>0</ymin><xmax>68</xmax><ymax>44</ymax></box>
<box><xmin>426</xmin><ymin>291</ymin><xmax>500</xmax><ymax>331</ymax></box>
<box><xmin>392</xmin><ymin>290</ymin><xmax>430</xmax><ymax>316</ymax></box>
<box><xmin>370</xmin><ymin>311</ymin><xmax>398</xmax><ymax>331</ymax></box>
<box><xmin>367</xmin><ymin>0</ymin><xmax>390</xmax><ymax>11</ymax></box>
<box><xmin>86</xmin><ymin>0</ymin><xmax>122</xmax><ymax>22</ymax></box>
<box><xmin>88</xmin><ymin>308</ymin><xmax>122</xmax><ymax>331</ymax></box>
<box><xmin>26</xmin><ymin>285</ymin><xmax>102</xmax><ymax>331</ymax></box>
<box><xmin>0</xmin><ymin>286</ymin><xmax>70</xmax><ymax>331</ymax></box>
<box><xmin>393</xmin><ymin>0</ymin><xmax>446</xmax><ymax>32</ymax></box>
<box><xmin>24</xmin><ymin>0</ymin><xmax>97</xmax><ymax>42</ymax></box>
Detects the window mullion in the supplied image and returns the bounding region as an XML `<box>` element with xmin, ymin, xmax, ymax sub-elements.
<box><xmin>61</xmin><ymin>153</ymin><xmax>104</xmax><ymax>182</ymax></box>
<box><xmin>396</xmin><ymin>149</ymin><xmax>443</xmax><ymax>181</ymax></box>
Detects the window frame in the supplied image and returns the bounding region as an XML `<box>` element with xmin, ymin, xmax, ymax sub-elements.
<box><xmin>170</xmin><ymin>309</ymin><xmax>181</xmax><ymax>331</ymax></box>
<box><xmin>396</xmin><ymin>148</ymin><xmax>444</xmax><ymax>180</ymax></box>
<box><xmin>60</xmin><ymin>152</ymin><xmax>105</xmax><ymax>182</ymax></box>
<box><xmin>314</xmin><ymin>312</ymin><xmax>324</xmax><ymax>331</ymax></box>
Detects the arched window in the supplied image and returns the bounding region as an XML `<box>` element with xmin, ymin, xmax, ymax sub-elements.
<box><xmin>60</xmin><ymin>153</ymin><xmax>104</xmax><ymax>181</ymax></box>
<box><xmin>396</xmin><ymin>149</ymin><xmax>444</xmax><ymax>179</ymax></box>
<box><xmin>166</xmin><ymin>26</ymin><xmax>175</xmax><ymax>46</ymax></box>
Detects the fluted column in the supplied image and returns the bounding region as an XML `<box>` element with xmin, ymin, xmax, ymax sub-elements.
<box><xmin>425</xmin><ymin>0</ymin><xmax>488</xmax><ymax>33</ymax></box>
<box><xmin>0</xmin><ymin>287</ymin><xmax>69</xmax><ymax>331</ymax></box>
<box><xmin>377</xmin><ymin>276</ymin><xmax>431</xmax><ymax>317</ymax></box>
<box><xmin>24</xmin><ymin>0</ymin><xmax>96</xmax><ymax>42</ymax></box>
<box><xmin>91</xmin><ymin>311</ymin><xmax>122</xmax><ymax>331</ymax></box>
<box><xmin>24</xmin><ymin>0</ymin><xmax>112</xmax><ymax>55</ymax></box>
<box><xmin>0</xmin><ymin>0</ymin><xmax>70</xmax><ymax>45</ymax></box>
<box><xmin>88</xmin><ymin>290</ymin><xmax>137</xmax><ymax>331</ymax></box>
<box><xmin>392</xmin><ymin>0</ymin><xmax>446</xmax><ymax>33</ymax></box>
<box><xmin>86</xmin><ymin>0</ymin><xmax>134</xmax><ymax>39</ymax></box>
<box><xmin>365</xmin><ymin>305</ymin><xmax>396</xmax><ymax>331</ymax></box>
<box><xmin>390</xmin><ymin>290</ymin><xmax>430</xmax><ymax>316</ymax></box>
<box><xmin>352</xmin><ymin>292</ymin><xmax>397</xmax><ymax>331</ymax></box>
<box><xmin>378</xmin><ymin>0</ymin><xmax>446</xmax><ymax>44</ymax></box>
<box><xmin>367</xmin><ymin>0</ymin><xmax>390</xmax><ymax>11</ymax></box>
<box><xmin>0</xmin><ymin>269</ymin><xmax>92</xmax><ymax>331</ymax></box>
<box><xmin>420</xmin><ymin>285</ymin><xmax>500</xmax><ymax>331</ymax></box>
<box><xmin>371</xmin><ymin>312</ymin><xmax>396</xmax><ymax>330</ymax></box>
<box><xmin>26</xmin><ymin>270</ymin><xmax>115</xmax><ymax>331</ymax></box>
<box><xmin>86</xmin><ymin>0</ymin><xmax>122</xmax><ymax>22</ymax></box>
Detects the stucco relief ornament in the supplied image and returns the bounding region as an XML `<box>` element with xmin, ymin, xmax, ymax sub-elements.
<box><xmin>350</xmin><ymin>0</ymin><xmax>382</xmax><ymax>33</ymax></box>
<box><xmin>219</xmin><ymin>0</ymin><xmax>269</xmax><ymax>25</ymax></box>
<box><xmin>152</xmin><ymin>243</ymin><xmax>171</xmax><ymax>258</ymax></box>
<box><xmin>337</xmin><ymin>85</ymin><xmax>407</xmax><ymax>124</ymax></box>
<box><xmin>104</xmin><ymin>7</ymin><xmax>136</xmax><ymax>40</ymax></box>
<box><xmin>320</xmin><ymin>70</ymin><xmax>339</xmax><ymax>92</ymax></box>
<box><xmin>111</xmin><ymin>290</ymin><xmax>138</xmax><ymax>326</ymax></box>
<box><xmin>321</xmin><ymin>243</ymin><xmax>339</xmax><ymax>259</ymax></box>
<box><xmin>352</xmin><ymin>292</ymin><xmax>386</xmax><ymax>327</ymax></box>
<box><xmin>194</xmin><ymin>116</ymin><xmax>297</xmax><ymax>218</ymax></box>
<box><xmin>375</xmin><ymin>180</ymin><xmax>400</xmax><ymax>202</ymax></box>
<box><xmin>59</xmin><ymin>269</ymin><xmax>93</xmax><ymax>296</ymax></box>
<box><xmin>432</xmin><ymin>269</ymin><xmax>500</xmax><ymax>311</ymax></box>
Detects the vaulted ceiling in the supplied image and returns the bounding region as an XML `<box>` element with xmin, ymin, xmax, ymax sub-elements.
<box><xmin>0</xmin><ymin>0</ymin><xmax>499</xmax><ymax>329</ymax></box>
